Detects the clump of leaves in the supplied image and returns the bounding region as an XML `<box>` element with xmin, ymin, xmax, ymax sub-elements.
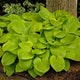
<box><xmin>3</xmin><ymin>3</ymin><xmax>25</xmax><ymax>14</ymax></box>
<box><xmin>3</xmin><ymin>0</ymin><xmax>45</xmax><ymax>14</ymax></box>
<box><xmin>23</xmin><ymin>0</ymin><xmax>45</xmax><ymax>13</ymax></box>
<box><xmin>0</xmin><ymin>6</ymin><xmax>80</xmax><ymax>78</ymax></box>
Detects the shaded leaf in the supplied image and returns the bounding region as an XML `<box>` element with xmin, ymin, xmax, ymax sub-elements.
<box><xmin>15</xmin><ymin>63</ymin><xmax>24</xmax><ymax>72</ymax></box>
<box><xmin>3</xmin><ymin>62</ymin><xmax>16</xmax><ymax>76</ymax></box>
<box><xmin>0</xmin><ymin>46</ymin><xmax>4</xmax><ymax>58</ymax></box>
<box><xmin>64</xmin><ymin>59</ymin><xmax>70</xmax><ymax>71</ymax></box>
<box><xmin>28</xmin><ymin>68</ymin><xmax>37</xmax><ymax>78</ymax></box>
<box><xmin>34</xmin><ymin>68</ymin><xmax>44</xmax><ymax>76</ymax></box>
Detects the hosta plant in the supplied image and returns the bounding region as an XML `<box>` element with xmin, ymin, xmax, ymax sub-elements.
<box><xmin>3</xmin><ymin>0</ymin><xmax>45</xmax><ymax>14</ymax></box>
<box><xmin>3</xmin><ymin>3</ymin><xmax>25</xmax><ymax>14</ymax></box>
<box><xmin>0</xmin><ymin>6</ymin><xmax>80</xmax><ymax>78</ymax></box>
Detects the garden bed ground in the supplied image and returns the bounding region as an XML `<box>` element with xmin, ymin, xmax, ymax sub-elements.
<box><xmin>0</xmin><ymin>60</ymin><xmax>80</xmax><ymax>80</ymax></box>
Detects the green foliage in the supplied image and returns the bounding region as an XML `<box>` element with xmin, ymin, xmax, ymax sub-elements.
<box><xmin>0</xmin><ymin>6</ymin><xmax>80</xmax><ymax>78</ymax></box>
<box><xmin>3</xmin><ymin>0</ymin><xmax>45</xmax><ymax>14</ymax></box>
<box><xmin>23</xmin><ymin>0</ymin><xmax>45</xmax><ymax>13</ymax></box>
<box><xmin>3</xmin><ymin>3</ymin><xmax>25</xmax><ymax>14</ymax></box>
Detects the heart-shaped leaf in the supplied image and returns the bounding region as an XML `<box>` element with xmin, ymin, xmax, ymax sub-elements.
<box><xmin>50</xmin><ymin>55</ymin><xmax>65</xmax><ymax>72</ymax></box>
<box><xmin>33</xmin><ymin>57</ymin><xmax>50</xmax><ymax>73</ymax></box>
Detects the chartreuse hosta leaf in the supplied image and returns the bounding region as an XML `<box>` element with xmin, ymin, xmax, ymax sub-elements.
<box><xmin>65</xmin><ymin>48</ymin><xmax>80</xmax><ymax>61</ymax></box>
<box><xmin>7</xmin><ymin>20</ymin><xmax>25</xmax><ymax>34</ymax></box>
<box><xmin>75</xmin><ymin>30</ymin><xmax>80</xmax><ymax>36</ymax></box>
<box><xmin>15</xmin><ymin>62</ymin><xmax>24</xmax><ymax>72</ymax></box>
<box><xmin>0</xmin><ymin>33</ymin><xmax>11</xmax><ymax>43</ymax></box>
<box><xmin>39</xmin><ymin>37</ymin><xmax>47</xmax><ymax>44</ymax></box>
<box><xmin>0</xmin><ymin>28</ymin><xmax>3</xmax><ymax>36</ymax></box>
<box><xmin>64</xmin><ymin>59</ymin><xmax>70</xmax><ymax>71</ymax></box>
<box><xmin>28</xmin><ymin>68</ymin><xmax>44</xmax><ymax>78</ymax></box>
<box><xmin>0</xmin><ymin>22</ymin><xmax>6</xmax><ymax>27</ymax></box>
<box><xmin>32</xmin><ymin>49</ymin><xmax>45</xmax><ymax>55</ymax></box>
<box><xmin>50</xmin><ymin>46</ymin><xmax>66</xmax><ymax>57</ymax></box>
<box><xmin>31</xmin><ymin>13</ymin><xmax>44</xmax><ymax>22</ymax></box>
<box><xmin>3</xmin><ymin>62</ymin><xmax>16</xmax><ymax>76</ymax></box>
<box><xmin>8</xmin><ymin>14</ymin><xmax>21</xmax><ymax>21</ymax></box>
<box><xmin>11</xmin><ymin>48</ymin><xmax>19</xmax><ymax>56</ymax></box>
<box><xmin>28</xmin><ymin>33</ymin><xmax>40</xmax><ymax>44</ymax></box>
<box><xmin>53</xmin><ymin>10</ymin><xmax>71</xmax><ymax>19</ymax></box>
<box><xmin>33</xmin><ymin>42</ymin><xmax>47</xmax><ymax>49</ymax></box>
<box><xmin>54</xmin><ymin>30</ymin><xmax>67</xmax><ymax>38</ymax></box>
<box><xmin>39</xmin><ymin>50</ymin><xmax>50</xmax><ymax>59</ymax></box>
<box><xmin>60</xmin><ymin>34</ymin><xmax>76</xmax><ymax>44</ymax></box>
<box><xmin>1</xmin><ymin>52</ymin><xmax>17</xmax><ymax>65</ymax></box>
<box><xmin>28</xmin><ymin>68</ymin><xmax>37</xmax><ymax>78</ymax></box>
<box><xmin>50</xmin><ymin>55</ymin><xmax>65</xmax><ymax>72</ymax></box>
<box><xmin>50</xmin><ymin>18</ymin><xmax>63</xmax><ymax>26</ymax></box>
<box><xmin>9</xmin><ymin>34</ymin><xmax>20</xmax><ymax>43</ymax></box>
<box><xmin>0</xmin><ymin>6</ymin><xmax>80</xmax><ymax>78</ymax></box>
<box><xmin>2</xmin><ymin>40</ymin><xmax>18</xmax><ymax>52</ymax></box>
<box><xmin>0</xmin><ymin>46</ymin><xmax>4</xmax><ymax>58</ymax></box>
<box><xmin>34</xmin><ymin>68</ymin><xmax>44</xmax><ymax>76</ymax></box>
<box><xmin>22</xmin><ymin>12</ymin><xmax>32</xmax><ymax>20</ymax></box>
<box><xmin>42</xmin><ymin>25</ymin><xmax>53</xmax><ymax>30</ymax></box>
<box><xmin>18</xmin><ymin>49</ymin><xmax>34</xmax><ymax>60</ymax></box>
<box><xmin>30</xmin><ymin>22</ymin><xmax>42</xmax><ymax>32</ymax></box>
<box><xmin>19</xmin><ymin>59</ymin><xmax>32</xmax><ymax>71</ymax></box>
<box><xmin>63</xmin><ymin>16</ymin><xmax>80</xmax><ymax>33</ymax></box>
<box><xmin>67</xmin><ymin>37</ymin><xmax>80</xmax><ymax>48</ymax></box>
<box><xmin>39</xmin><ymin>6</ymin><xmax>54</xmax><ymax>20</ymax></box>
<box><xmin>44</xmin><ymin>30</ymin><xmax>54</xmax><ymax>44</ymax></box>
<box><xmin>33</xmin><ymin>57</ymin><xmax>50</xmax><ymax>73</ymax></box>
<box><xmin>19</xmin><ymin>41</ymin><xmax>33</xmax><ymax>49</ymax></box>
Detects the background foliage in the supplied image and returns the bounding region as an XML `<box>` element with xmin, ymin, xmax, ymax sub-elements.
<box><xmin>0</xmin><ymin>0</ymin><xmax>80</xmax><ymax>17</ymax></box>
<box><xmin>0</xmin><ymin>0</ymin><xmax>45</xmax><ymax>14</ymax></box>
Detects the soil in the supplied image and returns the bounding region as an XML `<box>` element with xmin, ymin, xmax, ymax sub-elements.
<box><xmin>0</xmin><ymin>60</ymin><xmax>80</xmax><ymax>80</ymax></box>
